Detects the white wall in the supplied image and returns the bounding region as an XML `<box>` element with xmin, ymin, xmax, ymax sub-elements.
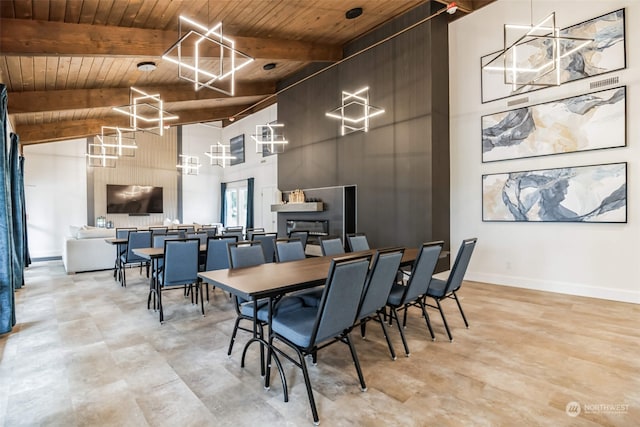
<box><xmin>181</xmin><ymin>121</ymin><xmax>223</xmax><ymax>225</ymax></box>
<box><xmin>23</xmin><ymin>139</ymin><xmax>88</xmax><ymax>258</ymax></box>
<box><xmin>449</xmin><ymin>0</ymin><xmax>639</xmax><ymax>303</ymax></box>
<box><xmin>220</xmin><ymin>104</ymin><xmax>279</xmax><ymax>232</ymax></box>
<box><xmin>179</xmin><ymin>104</ymin><xmax>280</xmax><ymax>230</ymax></box>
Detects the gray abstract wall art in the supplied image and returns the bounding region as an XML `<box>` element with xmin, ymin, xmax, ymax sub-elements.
<box><xmin>482</xmin><ymin>163</ymin><xmax>626</xmax><ymax>222</ymax></box>
<box><xmin>481</xmin><ymin>9</ymin><xmax>626</xmax><ymax>104</ymax></box>
<box><xmin>482</xmin><ymin>86</ymin><xmax>626</xmax><ymax>162</ymax></box>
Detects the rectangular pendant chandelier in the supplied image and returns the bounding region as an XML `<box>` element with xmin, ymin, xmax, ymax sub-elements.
<box><xmin>251</xmin><ymin>123</ymin><xmax>288</xmax><ymax>154</ymax></box>
<box><xmin>163</xmin><ymin>16</ymin><xmax>254</xmax><ymax>96</ymax></box>
<box><xmin>176</xmin><ymin>154</ymin><xmax>201</xmax><ymax>175</ymax></box>
<box><xmin>326</xmin><ymin>87</ymin><xmax>385</xmax><ymax>136</ymax></box>
<box><xmin>481</xmin><ymin>12</ymin><xmax>593</xmax><ymax>91</ymax></box>
<box><xmin>96</xmin><ymin>126</ymin><xmax>137</xmax><ymax>157</ymax></box>
<box><xmin>86</xmin><ymin>143</ymin><xmax>117</xmax><ymax>168</ymax></box>
<box><xmin>112</xmin><ymin>87</ymin><xmax>179</xmax><ymax>136</ymax></box>
<box><xmin>204</xmin><ymin>142</ymin><xmax>236</xmax><ymax>168</ymax></box>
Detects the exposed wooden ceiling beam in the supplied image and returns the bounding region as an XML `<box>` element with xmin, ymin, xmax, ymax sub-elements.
<box><xmin>16</xmin><ymin>104</ymin><xmax>259</xmax><ymax>145</ymax></box>
<box><xmin>7</xmin><ymin>81</ymin><xmax>275</xmax><ymax>114</ymax></box>
<box><xmin>0</xmin><ymin>18</ymin><xmax>343</xmax><ymax>62</ymax></box>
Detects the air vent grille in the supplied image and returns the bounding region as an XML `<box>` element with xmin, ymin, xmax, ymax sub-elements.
<box><xmin>590</xmin><ymin>76</ymin><xmax>619</xmax><ymax>89</ymax></box>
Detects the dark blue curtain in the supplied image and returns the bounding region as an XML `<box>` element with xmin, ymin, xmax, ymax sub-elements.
<box><xmin>10</xmin><ymin>133</ymin><xmax>27</xmax><ymax>289</ymax></box>
<box><xmin>246</xmin><ymin>177</ymin><xmax>254</xmax><ymax>229</ymax></box>
<box><xmin>0</xmin><ymin>84</ymin><xmax>17</xmax><ymax>334</ymax></box>
<box><xmin>220</xmin><ymin>182</ymin><xmax>227</xmax><ymax>227</ymax></box>
<box><xmin>20</xmin><ymin>156</ymin><xmax>31</xmax><ymax>268</ymax></box>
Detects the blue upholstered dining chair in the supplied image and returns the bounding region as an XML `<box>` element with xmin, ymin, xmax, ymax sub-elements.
<box><xmin>288</xmin><ymin>230</ymin><xmax>309</xmax><ymax>250</ymax></box>
<box><xmin>274</xmin><ymin>238</ymin><xmax>306</xmax><ymax>263</ymax></box>
<box><xmin>424</xmin><ymin>238</ymin><xmax>477</xmax><ymax>342</ymax></box>
<box><xmin>114</xmin><ymin>227</ymin><xmax>136</xmax><ymax>282</ymax></box>
<box><xmin>267</xmin><ymin>254</ymin><xmax>372</xmax><ymax>425</ymax></box>
<box><xmin>156</xmin><ymin>238</ymin><xmax>203</xmax><ymax>323</ymax></box>
<box><xmin>355</xmin><ymin>247</ymin><xmax>404</xmax><ymax>360</ymax></box>
<box><xmin>251</xmin><ymin>232</ymin><xmax>277</xmax><ymax>263</ymax></box>
<box><xmin>319</xmin><ymin>235</ymin><xmax>345</xmax><ymax>256</ymax></box>
<box><xmin>385</xmin><ymin>241</ymin><xmax>443</xmax><ymax>356</ymax></box>
<box><xmin>226</xmin><ymin>241</ymin><xmax>268</xmax><ymax>356</ymax></box>
<box><xmin>200</xmin><ymin>235</ymin><xmax>238</xmax><ymax>301</ymax></box>
<box><xmin>245</xmin><ymin>227</ymin><xmax>265</xmax><ymax>241</ymax></box>
<box><xmin>346</xmin><ymin>233</ymin><xmax>370</xmax><ymax>252</ymax></box>
<box><xmin>119</xmin><ymin>230</ymin><xmax>151</xmax><ymax>287</ymax></box>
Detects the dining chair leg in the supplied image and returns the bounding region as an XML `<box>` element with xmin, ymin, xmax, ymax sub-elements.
<box><xmin>227</xmin><ymin>317</ymin><xmax>242</xmax><ymax>356</ymax></box>
<box><xmin>376</xmin><ymin>312</ymin><xmax>397</xmax><ymax>360</ymax></box>
<box><xmin>418</xmin><ymin>298</ymin><xmax>436</xmax><ymax>341</ymax></box>
<box><xmin>360</xmin><ymin>320</ymin><xmax>367</xmax><ymax>339</ymax></box>
<box><xmin>435</xmin><ymin>298</ymin><xmax>453</xmax><ymax>342</ymax></box>
<box><xmin>452</xmin><ymin>291</ymin><xmax>469</xmax><ymax>328</ymax></box>
<box><xmin>158</xmin><ymin>285</ymin><xmax>164</xmax><ymax>324</ymax></box>
<box><xmin>345</xmin><ymin>334</ymin><xmax>367</xmax><ymax>392</ymax></box>
<box><xmin>198</xmin><ymin>282</ymin><xmax>205</xmax><ymax>316</ymax></box>
<box><xmin>390</xmin><ymin>307</ymin><xmax>410</xmax><ymax>356</ymax></box>
<box><xmin>298</xmin><ymin>348</ymin><xmax>320</xmax><ymax>426</ymax></box>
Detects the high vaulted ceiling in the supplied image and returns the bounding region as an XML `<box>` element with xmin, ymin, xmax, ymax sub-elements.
<box><xmin>0</xmin><ymin>0</ymin><xmax>494</xmax><ymax>145</ymax></box>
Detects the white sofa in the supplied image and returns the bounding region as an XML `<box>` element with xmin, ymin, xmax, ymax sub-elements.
<box><xmin>62</xmin><ymin>226</ymin><xmax>117</xmax><ymax>274</ymax></box>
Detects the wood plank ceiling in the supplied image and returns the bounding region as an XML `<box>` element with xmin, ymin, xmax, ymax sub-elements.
<box><xmin>0</xmin><ymin>0</ymin><xmax>494</xmax><ymax>145</ymax></box>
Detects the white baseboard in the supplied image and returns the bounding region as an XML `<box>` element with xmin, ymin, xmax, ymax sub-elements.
<box><xmin>466</xmin><ymin>272</ymin><xmax>640</xmax><ymax>305</ymax></box>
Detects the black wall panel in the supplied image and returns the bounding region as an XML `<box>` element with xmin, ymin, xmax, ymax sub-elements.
<box><xmin>277</xmin><ymin>2</ymin><xmax>450</xmax><ymax>256</ymax></box>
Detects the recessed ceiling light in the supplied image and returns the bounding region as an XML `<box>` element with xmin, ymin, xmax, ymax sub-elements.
<box><xmin>263</xmin><ymin>63</ymin><xmax>276</xmax><ymax>71</ymax></box>
<box><xmin>345</xmin><ymin>7</ymin><xmax>363</xmax><ymax>20</ymax></box>
<box><xmin>137</xmin><ymin>61</ymin><xmax>157</xmax><ymax>72</ymax></box>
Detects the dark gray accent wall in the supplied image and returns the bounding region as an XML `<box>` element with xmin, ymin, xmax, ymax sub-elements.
<box><xmin>277</xmin><ymin>2</ymin><xmax>450</xmax><ymax>258</ymax></box>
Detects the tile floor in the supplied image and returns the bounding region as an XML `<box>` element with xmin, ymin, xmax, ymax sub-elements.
<box><xmin>1</xmin><ymin>261</ymin><xmax>639</xmax><ymax>426</ymax></box>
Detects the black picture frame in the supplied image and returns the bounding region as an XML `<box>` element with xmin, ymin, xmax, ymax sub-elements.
<box><xmin>230</xmin><ymin>134</ymin><xmax>245</xmax><ymax>165</ymax></box>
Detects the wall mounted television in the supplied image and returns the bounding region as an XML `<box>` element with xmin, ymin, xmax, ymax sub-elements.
<box><xmin>106</xmin><ymin>184</ymin><xmax>163</xmax><ymax>214</ymax></box>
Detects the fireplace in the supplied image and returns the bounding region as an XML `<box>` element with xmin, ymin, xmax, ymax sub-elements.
<box><xmin>286</xmin><ymin>219</ymin><xmax>329</xmax><ymax>244</ymax></box>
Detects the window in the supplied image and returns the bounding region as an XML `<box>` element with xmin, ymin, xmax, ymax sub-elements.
<box><xmin>224</xmin><ymin>182</ymin><xmax>248</xmax><ymax>227</ymax></box>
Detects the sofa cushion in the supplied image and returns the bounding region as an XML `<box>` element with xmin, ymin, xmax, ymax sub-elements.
<box><xmin>76</xmin><ymin>227</ymin><xmax>115</xmax><ymax>239</ymax></box>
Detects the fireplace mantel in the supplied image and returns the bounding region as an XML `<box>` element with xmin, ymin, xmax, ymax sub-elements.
<box><xmin>270</xmin><ymin>202</ymin><xmax>323</xmax><ymax>212</ymax></box>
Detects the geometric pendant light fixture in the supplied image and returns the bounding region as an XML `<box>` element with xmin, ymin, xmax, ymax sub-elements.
<box><xmin>204</xmin><ymin>142</ymin><xmax>236</xmax><ymax>168</ymax></box>
<box><xmin>325</xmin><ymin>86</ymin><xmax>385</xmax><ymax>136</ymax></box>
<box><xmin>481</xmin><ymin>11</ymin><xmax>593</xmax><ymax>91</ymax></box>
<box><xmin>96</xmin><ymin>126</ymin><xmax>137</xmax><ymax>157</ymax></box>
<box><xmin>86</xmin><ymin>142</ymin><xmax>117</xmax><ymax>168</ymax></box>
<box><xmin>251</xmin><ymin>123</ymin><xmax>288</xmax><ymax>154</ymax></box>
<box><xmin>162</xmin><ymin>16</ymin><xmax>254</xmax><ymax>96</ymax></box>
<box><xmin>112</xmin><ymin>87</ymin><xmax>179</xmax><ymax>136</ymax></box>
<box><xmin>176</xmin><ymin>154</ymin><xmax>201</xmax><ymax>175</ymax></box>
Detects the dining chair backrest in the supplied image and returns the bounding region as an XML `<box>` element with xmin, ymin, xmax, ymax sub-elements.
<box><xmin>116</xmin><ymin>227</ymin><xmax>137</xmax><ymax>255</ymax></box>
<box><xmin>288</xmin><ymin>230</ymin><xmax>309</xmax><ymax>249</ymax></box>
<box><xmin>222</xmin><ymin>230</ymin><xmax>244</xmax><ymax>241</ymax></box>
<box><xmin>187</xmin><ymin>232</ymin><xmax>208</xmax><ymax>245</ymax></box>
<box><xmin>311</xmin><ymin>255</ymin><xmax>372</xmax><ymax>346</ymax></box>
<box><xmin>346</xmin><ymin>233</ymin><xmax>370</xmax><ymax>252</ymax></box>
<box><xmin>204</xmin><ymin>236</ymin><xmax>238</xmax><ymax>271</ymax></box>
<box><xmin>116</xmin><ymin>228</ymin><xmax>137</xmax><ymax>240</ymax></box>
<box><xmin>357</xmin><ymin>248</ymin><xmax>404</xmax><ymax>319</ymax></box>
<box><xmin>246</xmin><ymin>228</ymin><xmax>266</xmax><ymax>240</ymax></box>
<box><xmin>124</xmin><ymin>230</ymin><xmax>151</xmax><ymax>262</ymax></box>
<box><xmin>320</xmin><ymin>236</ymin><xmax>345</xmax><ymax>256</ymax></box>
<box><xmin>149</xmin><ymin>227</ymin><xmax>168</xmax><ymax>235</ymax></box>
<box><xmin>274</xmin><ymin>238</ymin><xmax>306</xmax><ymax>263</ymax></box>
<box><xmin>399</xmin><ymin>241</ymin><xmax>443</xmax><ymax>304</ymax></box>
<box><xmin>202</xmin><ymin>226</ymin><xmax>218</xmax><ymax>237</ymax></box>
<box><xmin>178</xmin><ymin>226</ymin><xmax>196</xmax><ymax>233</ymax></box>
<box><xmin>227</xmin><ymin>241</ymin><xmax>265</xmax><ymax>269</ymax></box>
<box><xmin>441</xmin><ymin>238</ymin><xmax>477</xmax><ymax>294</ymax></box>
<box><xmin>162</xmin><ymin>238</ymin><xmax>199</xmax><ymax>287</ymax></box>
<box><xmin>251</xmin><ymin>233</ymin><xmax>277</xmax><ymax>263</ymax></box>
<box><xmin>153</xmin><ymin>233</ymin><xmax>180</xmax><ymax>248</ymax></box>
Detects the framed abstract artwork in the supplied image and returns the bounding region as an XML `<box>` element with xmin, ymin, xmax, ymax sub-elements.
<box><xmin>482</xmin><ymin>162</ymin><xmax>626</xmax><ymax>223</ymax></box>
<box><xmin>481</xmin><ymin>9</ymin><xmax>626</xmax><ymax>104</ymax></box>
<box><xmin>482</xmin><ymin>86</ymin><xmax>626</xmax><ymax>162</ymax></box>
<box><xmin>230</xmin><ymin>134</ymin><xmax>245</xmax><ymax>165</ymax></box>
